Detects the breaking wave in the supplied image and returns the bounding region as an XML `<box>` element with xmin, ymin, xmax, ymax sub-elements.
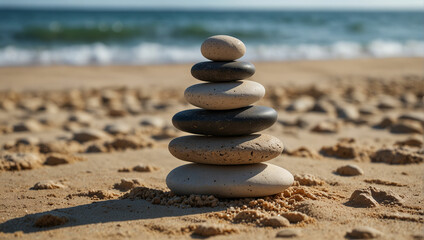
<box><xmin>0</xmin><ymin>40</ymin><xmax>423</xmax><ymax>66</ymax></box>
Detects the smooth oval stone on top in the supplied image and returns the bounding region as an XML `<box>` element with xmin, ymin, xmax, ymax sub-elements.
<box><xmin>201</xmin><ymin>35</ymin><xmax>246</xmax><ymax>61</ymax></box>
<box><xmin>191</xmin><ymin>61</ymin><xmax>255</xmax><ymax>82</ymax></box>
<box><xmin>169</xmin><ymin>134</ymin><xmax>283</xmax><ymax>165</ymax></box>
<box><xmin>184</xmin><ymin>80</ymin><xmax>265</xmax><ymax>110</ymax></box>
<box><xmin>172</xmin><ymin>106</ymin><xmax>277</xmax><ymax>136</ymax></box>
<box><xmin>166</xmin><ymin>163</ymin><xmax>293</xmax><ymax>198</ymax></box>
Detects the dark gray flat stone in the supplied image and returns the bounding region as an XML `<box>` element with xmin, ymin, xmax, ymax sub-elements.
<box><xmin>191</xmin><ymin>61</ymin><xmax>255</xmax><ymax>82</ymax></box>
<box><xmin>172</xmin><ymin>106</ymin><xmax>277</xmax><ymax>136</ymax></box>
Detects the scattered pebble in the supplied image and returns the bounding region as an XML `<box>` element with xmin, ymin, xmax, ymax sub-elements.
<box><xmin>19</xmin><ymin>98</ymin><xmax>43</xmax><ymax>112</ymax></box>
<box><xmin>39</xmin><ymin>141</ymin><xmax>82</xmax><ymax>154</ymax></box>
<box><xmin>398</xmin><ymin>112</ymin><xmax>424</xmax><ymax>124</ymax></box>
<box><xmin>0</xmin><ymin>99</ymin><xmax>15</xmax><ymax>111</ymax></box>
<box><xmin>15</xmin><ymin>136</ymin><xmax>40</xmax><ymax>146</ymax></box>
<box><xmin>13</xmin><ymin>120</ymin><xmax>43</xmax><ymax>132</ymax></box>
<box><xmin>85</xmin><ymin>143</ymin><xmax>107</xmax><ymax>153</ymax></box>
<box><xmin>32</xmin><ymin>180</ymin><xmax>65</xmax><ymax>190</ymax></box>
<box><xmin>276</xmin><ymin>229</ymin><xmax>302</xmax><ymax>238</ymax></box>
<box><xmin>68</xmin><ymin>112</ymin><xmax>92</xmax><ymax>124</ymax></box>
<box><xmin>101</xmin><ymin>89</ymin><xmax>120</xmax><ymax>104</ymax></box>
<box><xmin>152</xmin><ymin>126</ymin><xmax>180</xmax><ymax>140</ymax></box>
<box><xmin>359</xmin><ymin>105</ymin><xmax>378</xmax><ymax>116</ymax></box>
<box><xmin>278</xmin><ymin>117</ymin><xmax>309</xmax><ymax>128</ymax></box>
<box><xmin>374</xmin><ymin>116</ymin><xmax>396</xmax><ymax>129</ymax></box>
<box><xmin>63</xmin><ymin>122</ymin><xmax>83</xmax><ymax>132</ymax></box>
<box><xmin>286</xmin><ymin>96</ymin><xmax>315</xmax><ymax>112</ymax></box>
<box><xmin>140</xmin><ymin>117</ymin><xmax>165</xmax><ymax>128</ymax></box>
<box><xmin>34</xmin><ymin>214</ymin><xmax>69</xmax><ymax>228</ymax></box>
<box><xmin>395</xmin><ymin>135</ymin><xmax>423</xmax><ymax>147</ymax></box>
<box><xmin>335</xmin><ymin>164</ymin><xmax>364</xmax><ymax>176</ymax></box>
<box><xmin>336</xmin><ymin>104</ymin><xmax>359</xmax><ymax>120</ymax></box>
<box><xmin>104</xmin><ymin>123</ymin><xmax>131</xmax><ymax>135</ymax></box>
<box><xmin>193</xmin><ymin>224</ymin><xmax>238</xmax><ymax>237</ymax></box>
<box><xmin>390</xmin><ymin>120</ymin><xmax>423</xmax><ymax>134</ymax></box>
<box><xmin>280</xmin><ymin>211</ymin><xmax>310</xmax><ymax>223</ymax></box>
<box><xmin>377</xmin><ymin>95</ymin><xmax>400</xmax><ymax>109</ymax></box>
<box><xmin>262</xmin><ymin>216</ymin><xmax>290</xmax><ymax>228</ymax></box>
<box><xmin>72</xmin><ymin>129</ymin><xmax>108</xmax><ymax>143</ymax></box>
<box><xmin>38</xmin><ymin>102</ymin><xmax>59</xmax><ymax>114</ymax></box>
<box><xmin>345</xmin><ymin>226</ymin><xmax>383</xmax><ymax>239</ymax></box>
<box><xmin>44</xmin><ymin>153</ymin><xmax>85</xmax><ymax>166</ymax></box>
<box><xmin>400</xmin><ymin>92</ymin><xmax>418</xmax><ymax>106</ymax></box>
<box><xmin>312</xmin><ymin>100</ymin><xmax>336</xmax><ymax>114</ymax></box>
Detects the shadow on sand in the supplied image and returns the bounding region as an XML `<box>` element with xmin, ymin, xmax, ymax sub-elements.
<box><xmin>0</xmin><ymin>197</ymin><xmax>223</xmax><ymax>234</ymax></box>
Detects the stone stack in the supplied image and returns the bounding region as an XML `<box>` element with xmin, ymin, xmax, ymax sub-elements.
<box><xmin>166</xmin><ymin>35</ymin><xmax>293</xmax><ymax>198</ymax></box>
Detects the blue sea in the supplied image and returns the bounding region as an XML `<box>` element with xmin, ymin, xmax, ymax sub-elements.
<box><xmin>0</xmin><ymin>9</ymin><xmax>423</xmax><ymax>66</ymax></box>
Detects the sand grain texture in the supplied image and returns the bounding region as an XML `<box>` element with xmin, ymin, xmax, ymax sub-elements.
<box><xmin>0</xmin><ymin>58</ymin><xmax>423</xmax><ymax>240</ymax></box>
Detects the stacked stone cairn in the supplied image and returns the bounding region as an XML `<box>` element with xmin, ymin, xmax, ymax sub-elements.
<box><xmin>166</xmin><ymin>35</ymin><xmax>293</xmax><ymax>198</ymax></box>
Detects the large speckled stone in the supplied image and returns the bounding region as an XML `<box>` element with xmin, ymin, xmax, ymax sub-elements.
<box><xmin>191</xmin><ymin>61</ymin><xmax>255</xmax><ymax>82</ymax></box>
<box><xmin>184</xmin><ymin>80</ymin><xmax>265</xmax><ymax>110</ymax></box>
<box><xmin>169</xmin><ymin>134</ymin><xmax>283</xmax><ymax>165</ymax></box>
<box><xmin>201</xmin><ymin>35</ymin><xmax>246</xmax><ymax>61</ymax></box>
<box><xmin>166</xmin><ymin>163</ymin><xmax>293</xmax><ymax>198</ymax></box>
<box><xmin>172</xmin><ymin>106</ymin><xmax>277</xmax><ymax>136</ymax></box>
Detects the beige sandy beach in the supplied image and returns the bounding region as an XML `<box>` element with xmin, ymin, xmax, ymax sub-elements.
<box><xmin>0</xmin><ymin>57</ymin><xmax>423</xmax><ymax>239</ymax></box>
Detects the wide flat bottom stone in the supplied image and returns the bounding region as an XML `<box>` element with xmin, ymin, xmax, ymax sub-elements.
<box><xmin>166</xmin><ymin>163</ymin><xmax>293</xmax><ymax>198</ymax></box>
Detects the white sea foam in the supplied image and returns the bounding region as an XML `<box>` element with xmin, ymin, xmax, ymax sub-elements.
<box><xmin>0</xmin><ymin>40</ymin><xmax>423</xmax><ymax>66</ymax></box>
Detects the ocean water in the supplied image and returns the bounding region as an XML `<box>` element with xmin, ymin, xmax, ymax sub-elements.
<box><xmin>0</xmin><ymin>9</ymin><xmax>423</xmax><ymax>66</ymax></box>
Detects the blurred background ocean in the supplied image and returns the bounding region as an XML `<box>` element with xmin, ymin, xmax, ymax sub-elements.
<box><xmin>0</xmin><ymin>9</ymin><xmax>423</xmax><ymax>66</ymax></box>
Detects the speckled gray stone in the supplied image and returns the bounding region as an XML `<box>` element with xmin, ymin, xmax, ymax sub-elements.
<box><xmin>169</xmin><ymin>134</ymin><xmax>284</xmax><ymax>165</ymax></box>
<box><xmin>166</xmin><ymin>163</ymin><xmax>293</xmax><ymax>198</ymax></box>
<box><xmin>201</xmin><ymin>35</ymin><xmax>246</xmax><ymax>61</ymax></box>
<box><xmin>191</xmin><ymin>61</ymin><xmax>255</xmax><ymax>82</ymax></box>
<box><xmin>184</xmin><ymin>80</ymin><xmax>265</xmax><ymax>110</ymax></box>
<box><xmin>172</xmin><ymin>106</ymin><xmax>277</xmax><ymax>136</ymax></box>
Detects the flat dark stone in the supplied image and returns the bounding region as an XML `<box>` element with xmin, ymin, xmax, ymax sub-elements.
<box><xmin>191</xmin><ymin>61</ymin><xmax>255</xmax><ymax>82</ymax></box>
<box><xmin>172</xmin><ymin>106</ymin><xmax>277</xmax><ymax>136</ymax></box>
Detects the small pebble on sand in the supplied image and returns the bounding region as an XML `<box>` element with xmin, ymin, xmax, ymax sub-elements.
<box><xmin>262</xmin><ymin>216</ymin><xmax>290</xmax><ymax>228</ymax></box>
<box><xmin>336</xmin><ymin>164</ymin><xmax>364</xmax><ymax>176</ymax></box>
<box><xmin>276</xmin><ymin>229</ymin><xmax>302</xmax><ymax>238</ymax></box>
<box><xmin>346</xmin><ymin>226</ymin><xmax>383</xmax><ymax>239</ymax></box>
